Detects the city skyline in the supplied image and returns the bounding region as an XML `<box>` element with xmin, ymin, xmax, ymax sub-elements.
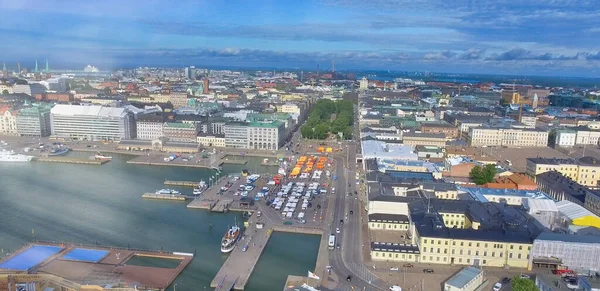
<box><xmin>2</xmin><ymin>0</ymin><xmax>600</xmax><ymax>77</ymax></box>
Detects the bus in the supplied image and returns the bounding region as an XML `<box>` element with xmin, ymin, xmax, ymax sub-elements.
<box><xmin>328</xmin><ymin>235</ymin><xmax>336</xmax><ymax>250</ymax></box>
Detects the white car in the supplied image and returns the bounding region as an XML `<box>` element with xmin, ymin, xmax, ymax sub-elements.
<box><xmin>336</xmin><ymin>228</ymin><xmax>340</xmax><ymax>233</ymax></box>
<box><xmin>520</xmin><ymin>274</ymin><xmax>530</xmax><ymax>279</ymax></box>
<box><xmin>493</xmin><ymin>282</ymin><xmax>502</xmax><ymax>291</ymax></box>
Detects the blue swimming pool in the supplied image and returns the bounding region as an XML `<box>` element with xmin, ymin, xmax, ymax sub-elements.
<box><xmin>0</xmin><ymin>245</ymin><xmax>62</xmax><ymax>270</ymax></box>
<box><xmin>61</xmin><ymin>248</ymin><xmax>109</xmax><ymax>263</ymax></box>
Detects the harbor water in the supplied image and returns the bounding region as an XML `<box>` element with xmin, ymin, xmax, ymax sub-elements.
<box><xmin>0</xmin><ymin>152</ymin><xmax>318</xmax><ymax>291</ymax></box>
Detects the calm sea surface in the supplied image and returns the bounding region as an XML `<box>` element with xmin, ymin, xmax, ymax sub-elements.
<box><xmin>0</xmin><ymin>152</ymin><xmax>319</xmax><ymax>291</ymax></box>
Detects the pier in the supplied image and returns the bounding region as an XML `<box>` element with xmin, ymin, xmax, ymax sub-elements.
<box><xmin>164</xmin><ymin>180</ymin><xmax>201</xmax><ymax>187</ymax></box>
<box><xmin>34</xmin><ymin>157</ymin><xmax>109</xmax><ymax>165</ymax></box>
<box><xmin>142</xmin><ymin>193</ymin><xmax>189</xmax><ymax>201</ymax></box>
<box><xmin>220</xmin><ymin>159</ymin><xmax>248</xmax><ymax>165</ymax></box>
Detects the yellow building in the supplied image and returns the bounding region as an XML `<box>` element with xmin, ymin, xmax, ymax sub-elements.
<box><xmin>502</xmin><ymin>90</ymin><xmax>520</xmax><ymax>104</ymax></box>
<box><xmin>280</xmin><ymin>93</ymin><xmax>307</xmax><ymax>101</ymax></box>
<box><xmin>197</xmin><ymin>135</ymin><xmax>226</xmax><ymax>147</ymax></box>
<box><xmin>0</xmin><ymin>83</ymin><xmax>13</xmax><ymax>94</ymax></box>
<box><xmin>527</xmin><ymin>157</ymin><xmax>600</xmax><ymax>188</ymax></box>
<box><xmin>368</xmin><ymin>213</ymin><xmax>410</xmax><ymax>231</ymax></box>
<box><xmin>370</xmin><ymin>198</ymin><xmax>536</xmax><ymax>269</ymax></box>
<box><xmin>278</xmin><ymin>103</ymin><xmax>302</xmax><ymax>115</ymax></box>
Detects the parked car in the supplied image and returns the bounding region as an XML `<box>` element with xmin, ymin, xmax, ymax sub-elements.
<box><xmin>336</xmin><ymin>228</ymin><xmax>340</xmax><ymax>234</ymax></box>
<box><xmin>501</xmin><ymin>277</ymin><xmax>511</xmax><ymax>284</ymax></box>
<box><xmin>520</xmin><ymin>274</ymin><xmax>530</xmax><ymax>279</ymax></box>
<box><xmin>493</xmin><ymin>282</ymin><xmax>502</xmax><ymax>291</ymax></box>
<box><xmin>423</xmin><ymin>268</ymin><xmax>434</xmax><ymax>273</ymax></box>
<box><xmin>346</xmin><ymin>275</ymin><xmax>352</xmax><ymax>282</ymax></box>
<box><xmin>403</xmin><ymin>263</ymin><xmax>414</xmax><ymax>268</ymax></box>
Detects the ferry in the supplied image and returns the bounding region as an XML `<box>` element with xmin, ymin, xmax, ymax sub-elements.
<box><xmin>0</xmin><ymin>149</ymin><xmax>34</xmax><ymax>162</ymax></box>
<box><xmin>193</xmin><ymin>180</ymin><xmax>208</xmax><ymax>195</ymax></box>
<box><xmin>155</xmin><ymin>189</ymin><xmax>181</xmax><ymax>195</ymax></box>
<box><xmin>94</xmin><ymin>153</ymin><xmax>112</xmax><ymax>160</ymax></box>
<box><xmin>221</xmin><ymin>223</ymin><xmax>241</xmax><ymax>253</ymax></box>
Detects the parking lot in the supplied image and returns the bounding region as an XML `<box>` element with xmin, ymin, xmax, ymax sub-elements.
<box><xmin>482</xmin><ymin>146</ymin><xmax>569</xmax><ymax>172</ymax></box>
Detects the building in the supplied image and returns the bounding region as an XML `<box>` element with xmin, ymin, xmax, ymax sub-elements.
<box><xmin>162</xmin><ymin>122</ymin><xmax>198</xmax><ymax>143</ymax></box>
<box><xmin>518</xmin><ymin>115</ymin><xmax>537</xmax><ymax>129</ymax></box>
<box><xmin>136</xmin><ymin>114</ymin><xmax>165</xmax><ymax>140</ymax></box>
<box><xmin>415</xmin><ymin>145</ymin><xmax>445</xmax><ymax>159</ymax></box>
<box><xmin>528</xmin><ymin>157</ymin><xmax>600</xmax><ymax>188</ymax></box>
<box><xmin>50</xmin><ymin>104</ymin><xmax>135</xmax><ymax>141</ymax></box>
<box><xmin>12</xmin><ymin>84</ymin><xmax>45</xmax><ymax>96</ymax></box>
<box><xmin>197</xmin><ymin>134</ymin><xmax>225</xmax><ymax>147</ymax></box>
<box><xmin>167</xmin><ymin>93</ymin><xmax>189</xmax><ymax>109</ymax></box>
<box><xmin>0</xmin><ymin>105</ymin><xmax>18</xmax><ymax>135</ymax></box>
<box><xmin>555</xmin><ymin>129</ymin><xmax>577</xmax><ymax>147</ymax></box>
<box><xmin>359</xmin><ymin>77</ymin><xmax>368</xmax><ymax>90</ymax></box>
<box><xmin>16</xmin><ymin>103</ymin><xmax>52</xmax><ymax>137</ymax></box>
<box><xmin>531</xmin><ymin>233</ymin><xmax>600</xmax><ymax>273</ymax></box>
<box><xmin>574</xmin><ymin>125</ymin><xmax>600</xmax><ymax>145</ymax></box>
<box><xmin>468</xmin><ymin>127</ymin><xmax>548</xmax><ymax>147</ymax></box>
<box><xmin>444</xmin><ymin>266</ymin><xmax>484</xmax><ymax>291</ymax></box>
<box><xmin>368</xmin><ymin>213</ymin><xmax>410</xmax><ymax>231</ymax></box>
<box><xmin>402</xmin><ymin>132</ymin><xmax>447</xmax><ymax>147</ymax></box>
<box><xmin>502</xmin><ymin>90</ymin><xmax>520</xmax><ymax>104</ymax></box>
<box><xmin>482</xmin><ymin>173</ymin><xmax>539</xmax><ymax>191</ymax></box>
<box><xmin>248</xmin><ymin>121</ymin><xmax>285</xmax><ymax>150</ymax></box>
<box><xmin>370</xmin><ymin>198</ymin><xmax>539</xmax><ymax>269</ymax></box>
<box><xmin>420</xmin><ymin>122</ymin><xmax>459</xmax><ymax>139</ymax></box>
<box><xmin>203</xmin><ymin>79</ymin><xmax>210</xmax><ymax>94</ymax></box>
<box><xmin>224</xmin><ymin>122</ymin><xmax>248</xmax><ymax>148</ymax></box>
<box><xmin>459</xmin><ymin>186</ymin><xmax>552</xmax><ymax>206</ymax></box>
<box><xmin>34</xmin><ymin>92</ymin><xmax>75</xmax><ymax>102</ymax></box>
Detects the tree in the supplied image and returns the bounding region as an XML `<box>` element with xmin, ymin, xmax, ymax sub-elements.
<box><xmin>511</xmin><ymin>277</ymin><xmax>537</xmax><ymax>291</ymax></box>
<box><xmin>469</xmin><ymin>164</ymin><xmax>497</xmax><ymax>185</ymax></box>
<box><xmin>1</xmin><ymin>90</ymin><xmax>8</xmax><ymax>95</ymax></box>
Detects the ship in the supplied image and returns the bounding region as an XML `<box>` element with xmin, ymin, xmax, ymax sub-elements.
<box><xmin>193</xmin><ymin>180</ymin><xmax>208</xmax><ymax>195</ymax></box>
<box><xmin>0</xmin><ymin>149</ymin><xmax>34</xmax><ymax>162</ymax></box>
<box><xmin>94</xmin><ymin>153</ymin><xmax>112</xmax><ymax>160</ymax></box>
<box><xmin>48</xmin><ymin>146</ymin><xmax>70</xmax><ymax>156</ymax></box>
<box><xmin>221</xmin><ymin>222</ymin><xmax>241</xmax><ymax>253</ymax></box>
<box><xmin>155</xmin><ymin>189</ymin><xmax>181</xmax><ymax>195</ymax></box>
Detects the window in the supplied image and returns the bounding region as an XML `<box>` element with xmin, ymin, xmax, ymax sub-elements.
<box><xmin>518</xmin><ymin>254</ymin><xmax>521</xmax><ymax>259</ymax></box>
<box><xmin>437</xmin><ymin>248</ymin><xmax>440</xmax><ymax>253</ymax></box>
<box><xmin>492</xmin><ymin>252</ymin><xmax>495</xmax><ymax>257</ymax></box>
<box><xmin>483</xmin><ymin>260</ymin><xmax>487</xmax><ymax>265</ymax></box>
<box><xmin>424</xmin><ymin>239</ymin><xmax>428</xmax><ymax>244</ymax></box>
<box><xmin>476</xmin><ymin>243</ymin><xmax>480</xmax><ymax>247</ymax></box>
<box><xmin>509</xmin><ymin>253</ymin><xmax>513</xmax><ymax>259</ymax></box>
<box><xmin>484</xmin><ymin>251</ymin><xmax>487</xmax><ymax>256</ymax></box>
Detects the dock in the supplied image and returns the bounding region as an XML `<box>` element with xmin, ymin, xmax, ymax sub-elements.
<box><xmin>164</xmin><ymin>180</ymin><xmax>200</xmax><ymax>187</ymax></box>
<box><xmin>210</xmin><ymin>214</ymin><xmax>273</xmax><ymax>290</ymax></box>
<box><xmin>220</xmin><ymin>159</ymin><xmax>248</xmax><ymax>165</ymax></box>
<box><xmin>142</xmin><ymin>193</ymin><xmax>189</xmax><ymax>201</ymax></box>
<box><xmin>34</xmin><ymin>157</ymin><xmax>109</xmax><ymax>165</ymax></box>
<box><xmin>211</xmin><ymin>199</ymin><xmax>234</xmax><ymax>212</ymax></box>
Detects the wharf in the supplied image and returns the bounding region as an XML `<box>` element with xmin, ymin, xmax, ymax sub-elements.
<box><xmin>187</xmin><ymin>177</ymin><xmax>251</xmax><ymax>212</ymax></box>
<box><xmin>220</xmin><ymin>159</ymin><xmax>248</xmax><ymax>165</ymax></box>
<box><xmin>164</xmin><ymin>180</ymin><xmax>200</xmax><ymax>187</ymax></box>
<box><xmin>211</xmin><ymin>199</ymin><xmax>234</xmax><ymax>212</ymax></box>
<box><xmin>34</xmin><ymin>157</ymin><xmax>109</xmax><ymax>165</ymax></box>
<box><xmin>142</xmin><ymin>193</ymin><xmax>189</xmax><ymax>201</ymax></box>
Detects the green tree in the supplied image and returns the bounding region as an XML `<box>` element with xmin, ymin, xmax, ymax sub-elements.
<box><xmin>1</xmin><ymin>89</ymin><xmax>8</xmax><ymax>95</ymax></box>
<box><xmin>469</xmin><ymin>164</ymin><xmax>497</xmax><ymax>185</ymax></box>
<box><xmin>511</xmin><ymin>277</ymin><xmax>537</xmax><ymax>291</ymax></box>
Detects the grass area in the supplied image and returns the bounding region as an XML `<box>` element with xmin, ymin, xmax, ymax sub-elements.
<box><xmin>125</xmin><ymin>255</ymin><xmax>181</xmax><ymax>269</ymax></box>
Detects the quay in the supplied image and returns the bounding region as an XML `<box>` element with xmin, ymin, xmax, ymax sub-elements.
<box><xmin>0</xmin><ymin>241</ymin><xmax>194</xmax><ymax>290</ymax></box>
<box><xmin>220</xmin><ymin>159</ymin><xmax>248</xmax><ymax>165</ymax></box>
<box><xmin>34</xmin><ymin>157</ymin><xmax>109</xmax><ymax>165</ymax></box>
<box><xmin>142</xmin><ymin>193</ymin><xmax>189</xmax><ymax>201</ymax></box>
<box><xmin>164</xmin><ymin>180</ymin><xmax>200</xmax><ymax>187</ymax></box>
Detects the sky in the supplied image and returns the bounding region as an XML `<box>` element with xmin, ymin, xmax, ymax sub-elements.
<box><xmin>2</xmin><ymin>0</ymin><xmax>600</xmax><ymax>77</ymax></box>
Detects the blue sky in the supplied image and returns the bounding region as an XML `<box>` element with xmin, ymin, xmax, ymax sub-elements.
<box><xmin>2</xmin><ymin>0</ymin><xmax>600</xmax><ymax>76</ymax></box>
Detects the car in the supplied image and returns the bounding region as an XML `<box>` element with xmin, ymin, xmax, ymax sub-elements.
<box><xmin>336</xmin><ymin>228</ymin><xmax>340</xmax><ymax>233</ymax></box>
<box><xmin>520</xmin><ymin>274</ymin><xmax>530</xmax><ymax>279</ymax></box>
<box><xmin>501</xmin><ymin>277</ymin><xmax>511</xmax><ymax>284</ymax></box>
<box><xmin>423</xmin><ymin>268</ymin><xmax>434</xmax><ymax>273</ymax></box>
<box><xmin>349</xmin><ymin>210</ymin><xmax>353</xmax><ymax>214</ymax></box>
<box><xmin>340</xmin><ymin>219</ymin><xmax>344</xmax><ymax>225</ymax></box>
<box><xmin>336</xmin><ymin>243</ymin><xmax>340</xmax><ymax>249</ymax></box>
<box><xmin>403</xmin><ymin>263</ymin><xmax>414</xmax><ymax>268</ymax></box>
<box><xmin>346</xmin><ymin>275</ymin><xmax>352</xmax><ymax>282</ymax></box>
<box><xmin>493</xmin><ymin>282</ymin><xmax>502</xmax><ymax>291</ymax></box>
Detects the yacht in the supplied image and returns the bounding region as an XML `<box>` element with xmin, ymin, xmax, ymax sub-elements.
<box><xmin>193</xmin><ymin>180</ymin><xmax>208</xmax><ymax>195</ymax></box>
<box><xmin>94</xmin><ymin>153</ymin><xmax>112</xmax><ymax>160</ymax></box>
<box><xmin>155</xmin><ymin>189</ymin><xmax>181</xmax><ymax>195</ymax></box>
<box><xmin>0</xmin><ymin>149</ymin><xmax>34</xmax><ymax>162</ymax></box>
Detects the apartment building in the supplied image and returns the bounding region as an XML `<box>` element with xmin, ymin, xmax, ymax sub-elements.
<box><xmin>136</xmin><ymin>114</ymin><xmax>165</xmax><ymax>140</ymax></box>
<box><xmin>554</xmin><ymin>129</ymin><xmax>577</xmax><ymax>147</ymax></box>
<box><xmin>16</xmin><ymin>104</ymin><xmax>52</xmax><ymax>137</ymax></box>
<box><xmin>50</xmin><ymin>104</ymin><xmax>135</xmax><ymax>141</ymax></box>
<box><xmin>248</xmin><ymin>121</ymin><xmax>285</xmax><ymax>150</ymax></box>
<box><xmin>197</xmin><ymin>134</ymin><xmax>226</xmax><ymax>147</ymax></box>
<box><xmin>402</xmin><ymin>132</ymin><xmax>447</xmax><ymax>147</ymax></box>
<box><xmin>527</xmin><ymin>156</ymin><xmax>600</xmax><ymax>188</ymax></box>
<box><xmin>0</xmin><ymin>106</ymin><xmax>18</xmax><ymax>135</ymax></box>
<box><xmin>420</xmin><ymin>122</ymin><xmax>459</xmax><ymax>139</ymax></box>
<box><xmin>536</xmin><ymin>171</ymin><xmax>600</xmax><ymax>216</ymax></box>
<box><xmin>162</xmin><ymin>122</ymin><xmax>198</xmax><ymax>143</ymax></box>
<box><xmin>224</xmin><ymin>122</ymin><xmax>249</xmax><ymax>148</ymax></box>
<box><xmin>468</xmin><ymin>127</ymin><xmax>548</xmax><ymax>147</ymax></box>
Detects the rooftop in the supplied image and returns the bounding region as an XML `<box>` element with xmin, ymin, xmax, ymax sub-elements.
<box><xmin>370</xmin><ymin>242</ymin><xmax>420</xmax><ymax>254</ymax></box>
<box><xmin>50</xmin><ymin>104</ymin><xmax>127</xmax><ymax>118</ymax></box>
<box><xmin>535</xmin><ymin>232</ymin><xmax>600</xmax><ymax>244</ymax></box>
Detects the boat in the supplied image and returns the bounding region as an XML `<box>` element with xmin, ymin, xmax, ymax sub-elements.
<box><xmin>0</xmin><ymin>149</ymin><xmax>34</xmax><ymax>162</ymax></box>
<box><xmin>221</xmin><ymin>222</ymin><xmax>241</xmax><ymax>253</ymax></box>
<box><xmin>193</xmin><ymin>180</ymin><xmax>208</xmax><ymax>195</ymax></box>
<box><xmin>48</xmin><ymin>146</ymin><xmax>70</xmax><ymax>156</ymax></box>
<box><xmin>94</xmin><ymin>153</ymin><xmax>112</xmax><ymax>160</ymax></box>
<box><xmin>155</xmin><ymin>189</ymin><xmax>181</xmax><ymax>195</ymax></box>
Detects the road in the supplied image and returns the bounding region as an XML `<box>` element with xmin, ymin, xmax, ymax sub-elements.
<box><xmin>328</xmin><ymin>104</ymin><xmax>388</xmax><ymax>291</ymax></box>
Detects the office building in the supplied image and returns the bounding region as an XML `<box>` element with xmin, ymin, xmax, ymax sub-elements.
<box><xmin>224</xmin><ymin>122</ymin><xmax>248</xmax><ymax>148</ymax></box>
<box><xmin>468</xmin><ymin>127</ymin><xmax>548</xmax><ymax>147</ymax></box>
<box><xmin>197</xmin><ymin>134</ymin><xmax>225</xmax><ymax>147</ymax></box>
<box><xmin>555</xmin><ymin>129</ymin><xmax>577</xmax><ymax>147</ymax></box>
<box><xmin>16</xmin><ymin>103</ymin><xmax>52</xmax><ymax>137</ymax></box>
<box><xmin>136</xmin><ymin>114</ymin><xmax>165</xmax><ymax>140</ymax></box>
<box><xmin>50</xmin><ymin>104</ymin><xmax>135</xmax><ymax>141</ymax></box>
<box><xmin>402</xmin><ymin>132</ymin><xmax>447</xmax><ymax>147</ymax></box>
<box><xmin>420</xmin><ymin>122</ymin><xmax>459</xmax><ymax>139</ymax></box>
<box><xmin>531</xmin><ymin>233</ymin><xmax>600</xmax><ymax>273</ymax></box>
<box><xmin>162</xmin><ymin>122</ymin><xmax>198</xmax><ymax>143</ymax></box>
<box><xmin>248</xmin><ymin>121</ymin><xmax>285</xmax><ymax>150</ymax></box>
<box><xmin>527</xmin><ymin>157</ymin><xmax>600</xmax><ymax>188</ymax></box>
<box><xmin>359</xmin><ymin>77</ymin><xmax>368</xmax><ymax>90</ymax></box>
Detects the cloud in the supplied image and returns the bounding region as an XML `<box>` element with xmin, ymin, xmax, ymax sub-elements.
<box><xmin>485</xmin><ymin>48</ymin><xmax>579</xmax><ymax>61</ymax></box>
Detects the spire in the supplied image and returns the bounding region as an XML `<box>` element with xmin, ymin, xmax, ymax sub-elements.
<box><xmin>45</xmin><ymin>59</ymin><xmax>49</xmax><ymax>72</ymax></box>
<box><xmin>34</xmin><ymin>59</ymin><xmax>38</xmax><ymax>72</ymax></box>
<box><xmin>2</xmin><ymin>61</ymin><xmax>5</xmax><ymax>71</ymax></box>
<box><xmin>17</xmin><ymin>61</ymin><xmax>20</xmax><ymax>73</ymax></box>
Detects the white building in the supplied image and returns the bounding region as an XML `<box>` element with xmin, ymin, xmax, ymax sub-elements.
<box><xmin>555</xmin><ymin>129</ymin><xmax>577</xmax><ymax>147</ymax></box>
<box><xmin>468</xmin><ymin>127</ymin><xmax>548</xmax><ymax>147</ymax></box>
<box><xmin>575</xmin><ymin>127</ymin><xmax>600</xmax><ymax>145</ymax></box>
<box><xmin>12</xmin><ymin>84</ymin><xmax>45</xmax><ymax>96</ymax></box>
<box><xmin>359</xmin><ymin>77</ymin><xmax>368</xmax><ymax>90</ymax></box>
<box><xmin>50</xmin><ymin>104</ymin><xmax>135</xmax><ymax>141</ymax></box>
<box><xmin>136</xmin><ymin>115</ymin><xmax>164</xmax><ymax>140</ymax></box>
<box><xmin>531</xmin><ymin>232</ymin><xmax>600</xmax><ymax>273</ymax></box>
<box><xmin>0</xmin><ymin>106</ymin><xmax>18</xmax><ymax>135</ymax></box>
<box><xmin>39</xmin><ymin>77</ymin><xmax>67</xmax><ymax>92</ymax></box>
<box><xmin>444</xmin><ymin>266</ymin><xmax>484</xmax><ymax>291</ymax></box>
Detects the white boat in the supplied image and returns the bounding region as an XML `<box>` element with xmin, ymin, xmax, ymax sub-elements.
<box><xmin>221</xmin><ymin>222</ymin><xmax>241</xmax><ymax>253</ymax></box>
<box><xmin>0</xmin><ymin>149</ymin><xmax>34</xmax><ymax>162</ymax></box>
<box><xmin>193</xmin><ymin>180</ymin><xmax>208</xmax><ymax>195</ymax></box>
<box><xmin>155</xmin><ymin>189</ymin><xmax>181</xmax><ymax>195</ymax></box>
<box><xmin>94</xmin><ymin>153</ymin><xmax>112</xmax><ymax>160</ymax></box>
